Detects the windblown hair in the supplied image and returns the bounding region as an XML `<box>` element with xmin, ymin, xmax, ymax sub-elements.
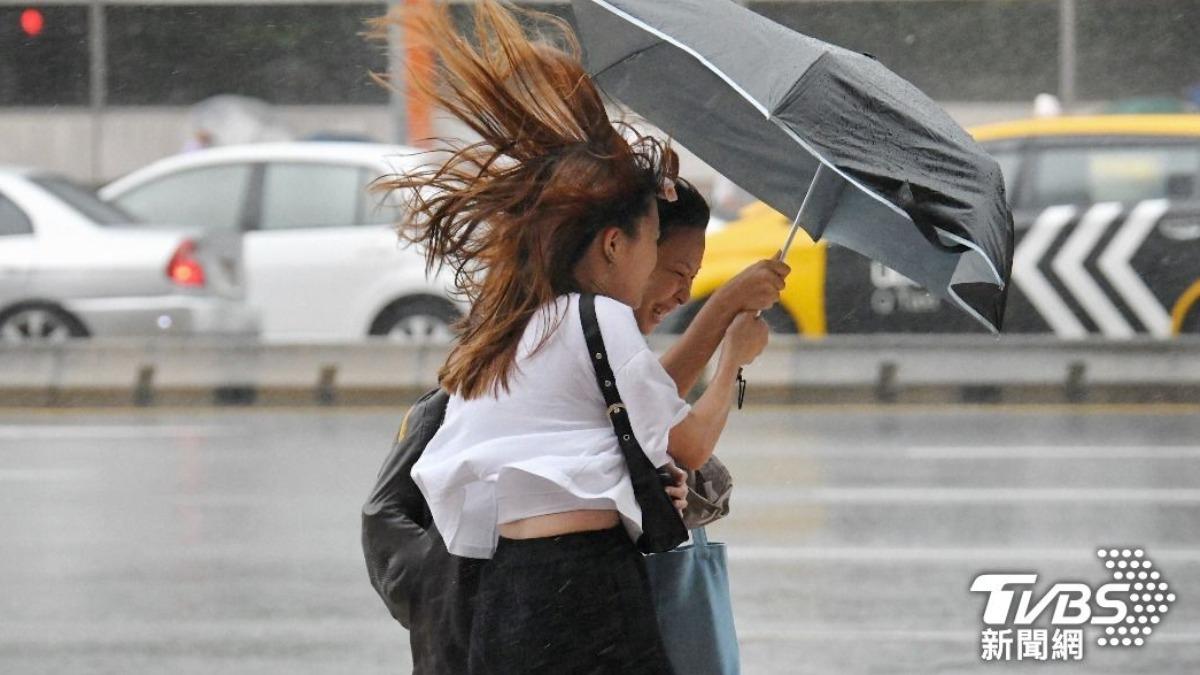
<box><xmin>371</xmin><ymin>0</ymin><xmax>677</xmax><ymax>399</ymax></box>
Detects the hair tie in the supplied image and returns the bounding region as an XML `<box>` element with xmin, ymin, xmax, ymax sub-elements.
<box><xmin>658</xmin><ymin>177</ymin><xmax>678</xmax><ymax>203</ymax></box>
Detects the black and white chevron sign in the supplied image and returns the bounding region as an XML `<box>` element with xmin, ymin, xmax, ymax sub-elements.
<box><xmin>1013</xmin><ymin>200</ymin><xmax>1174</xmax><ymax>338</ymax></box>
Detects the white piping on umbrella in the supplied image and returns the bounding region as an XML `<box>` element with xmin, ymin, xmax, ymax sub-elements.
<box><xmin>583</xmin><ymin>0</ymin><xmax>914</xmax><ymax>225</ymax></box>
<box><xmin>583</xmin><ymin>0</ymin><xmax>1007</xmax><ymax>331</ymax></box>
<box><xmin>945</xmin><ymin>284</ymin><xmax>998</xmax><ymax>335</ymax></box>
<box><xmin>770</xmin><ymin>117</ymin><xmax>912</xmax><ymax>225</ymax></box>
<box><xmin>773</xmin><ymin>116</ymin><xmax>1006</xmax><ymax>331</ymax></box>
<box><xmin>934</xmin><ymin>228</ymin><xmax>1007</xmax><ymax>288</ymax></box>
<box><xmin>583</xmin><ymin>0</ymin><xmax>769</xmax><ymax>116</ymax></box>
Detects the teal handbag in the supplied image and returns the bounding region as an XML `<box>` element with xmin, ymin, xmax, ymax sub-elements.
<box><xmin>645</xmin><ymin>527</ymin><xmax>741</xmax><ymax>675</ymax></box>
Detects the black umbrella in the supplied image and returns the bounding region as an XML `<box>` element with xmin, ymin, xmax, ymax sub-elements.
<box><xmin>571</xmin><ymin>0</ymin><xmax>1015</xmax><ymax>332</ymax></box>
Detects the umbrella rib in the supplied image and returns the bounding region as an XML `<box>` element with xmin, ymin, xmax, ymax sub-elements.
<box><xmin>590</xmin><ymin>44</ymin><xmax>660</xmax><ymax>83</ymax></box>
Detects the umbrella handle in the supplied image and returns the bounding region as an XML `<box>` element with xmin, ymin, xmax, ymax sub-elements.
<box><xmin>756</xmin><ymin>247</ymin><xmax>789</xmax><ymax>319</ymax></box>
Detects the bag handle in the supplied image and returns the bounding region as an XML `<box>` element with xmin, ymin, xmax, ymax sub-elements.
<box><xmin>579</xmin><ymin>293</ymin><xmax>688</xmax><ymax>554</ymax></box>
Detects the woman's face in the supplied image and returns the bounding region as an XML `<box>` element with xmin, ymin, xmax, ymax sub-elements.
<box><xmin>635</xmin><ymin>227</ymin><xmax>706</xmax><ymax>334</ymax></box>
<box><xmin>605</xmin><ymin>202</ymin><xmax>661</xmax><ymax>310</ymax></box>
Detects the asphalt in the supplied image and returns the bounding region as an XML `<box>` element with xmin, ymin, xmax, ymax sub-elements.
<box><xmin>1</xmin><ymin>404</ymin><xmax>1198</xmax><ymax>674</ymax></box>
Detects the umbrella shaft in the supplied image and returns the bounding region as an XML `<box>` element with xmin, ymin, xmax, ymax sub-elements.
<box><xmin>780</xmin><ymin>162</ymin><xmax>837</xmax><ymax>260</ymax></box>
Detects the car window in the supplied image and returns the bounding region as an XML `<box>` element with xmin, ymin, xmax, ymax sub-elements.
<box><xmin>114</xmin><ymin>164</ymin><xmax>252</xmax><ymax>231</ymax></box>
<box><xmin>32</xmin><ymin>175</ymin><xmax>137</xmax><ymax>226</ymax></box>
<box><xmin>259</xmin><ymin>163</ymin><xmax>362</xmax><ymax>230</ymax></box>
<box><xmin>1023</xmin><ymin>143</ymin><xmax>1200</xmax><ymax>210</ymax></box>
<box><xmin>0</xmin><ymin>192</ymin><xmax>33</xmax><ymax>236</ymax></box>
<box><xmin>360</xmin><ymin>168</ymin><xmax>405</xmax><ymax>226</ymax></box>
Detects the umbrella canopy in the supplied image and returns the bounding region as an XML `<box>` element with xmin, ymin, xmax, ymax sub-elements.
<box><xmin>571</xmin><ymin>0</ymin><xmax>1014</xmax><ymax>332</ymax></box>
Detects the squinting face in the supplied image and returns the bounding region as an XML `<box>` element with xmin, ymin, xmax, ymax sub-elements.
<box><xmin>635</xmin><ymin>227</ymin><xmax>706</xmax><ymax>334</ymax></box>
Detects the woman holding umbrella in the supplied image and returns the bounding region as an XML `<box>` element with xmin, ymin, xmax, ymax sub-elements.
<box><xmin>377</xmin><ymin>0</ymin><xmax>768</xmax><ymax>671</ymax></box>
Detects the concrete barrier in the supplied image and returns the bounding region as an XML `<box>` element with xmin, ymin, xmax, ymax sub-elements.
<box><xmin>1</xmin><ymin>335</ymin><xmax>1198</xmax><ymax>407</ymax></box>
<box><xmin>733</xmin><ymin>335</ymin><xmax>1200</xmax><ymax>404</ymax></box>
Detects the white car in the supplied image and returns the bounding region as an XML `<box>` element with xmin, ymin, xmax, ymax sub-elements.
<box><xmin>100</xmin><ymin>142</ymin><xmax>461</xmax><ymax>343</ymax></box>
<box><xmin>0</xmin><ymin>166</ymin><xmax>255</xmax><ymax>343</ymax></box>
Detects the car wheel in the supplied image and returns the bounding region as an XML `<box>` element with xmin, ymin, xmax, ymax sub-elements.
<box><xmin>659</xmin><ymin>298</ymin><xmax>801</xmax><ymax>335</ymax></box>
<box><xmin>0</xmin><ymin>303</ymin><xmax>89</xmax><ymax>344</ymax></box>
<box><xmin>369</xmin><ymin>296</ymin><xmax>461</xmax><ymax>345</ymax></box>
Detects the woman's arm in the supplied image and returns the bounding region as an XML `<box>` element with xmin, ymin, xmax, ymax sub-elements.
<box><xmin>666</xmin><ymin>312</ymin><xmax>769</xmax><ymax>471</ymax></box>
<box><xmin>660</xmin><ymin>258</ymin><xmax>789</xmax><ymax>396</ymax></box>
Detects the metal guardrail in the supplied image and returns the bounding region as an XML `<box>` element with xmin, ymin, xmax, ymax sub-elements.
<box><xmin>737</xmin><ymin>335</ymin><xmax>1200</xmax><ymax>405</ymax></box>
<box><xmin>1</xmin><ymin>335</ymin><xmax>1198</xmax><ymax>407</ymax></box>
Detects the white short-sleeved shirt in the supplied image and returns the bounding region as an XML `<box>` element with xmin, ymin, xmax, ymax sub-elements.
<box><xmin>410</xmin><ymin>293</ymin><xmax>691</xmax><ymax>559</ymax></box>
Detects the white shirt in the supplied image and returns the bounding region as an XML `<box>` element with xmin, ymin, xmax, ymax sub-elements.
<box><xmin>411</xmin><ymin>293</ymin><xmax>691</xmax><ymax>559</ymax></box>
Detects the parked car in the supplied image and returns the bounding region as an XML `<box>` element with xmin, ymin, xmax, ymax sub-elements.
<box><xmin>99</xmin><ymin>142</ymin><xmax>461</xmax><ymax>343</ymax></box>
<box><xmin>0</xmin><ymin>166</ymin><xmax>255</xmax><ymax>343</ymax></box>
<box><xmin>667</xmin><ymin>115</ymin><xmax>1200</xmax><ymax>338</ymax></box>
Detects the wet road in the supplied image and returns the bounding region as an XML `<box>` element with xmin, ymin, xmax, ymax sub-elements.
<box><xmin>2</xmin><ymin>404</ymin><xmax>1199</xmax><ymax>674</ymax></box>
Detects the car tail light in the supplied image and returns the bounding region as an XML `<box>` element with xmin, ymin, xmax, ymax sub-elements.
<box><xmin>166</xmin><ymin>239</ymin><xmax>206</xmax><ymax>287</ymax></box>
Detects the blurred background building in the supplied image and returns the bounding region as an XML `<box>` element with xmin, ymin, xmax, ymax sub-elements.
<box><xmin>1</xmin><ymin>0</ymin><xmax>1198</xmax><ymax>186</ymax></box>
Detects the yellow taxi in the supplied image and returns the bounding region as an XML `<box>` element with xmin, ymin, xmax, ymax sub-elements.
<box><xmin>681</xmin><ymin>115</ymin><xmax>1200</xmax><ymax>338</ymax></box>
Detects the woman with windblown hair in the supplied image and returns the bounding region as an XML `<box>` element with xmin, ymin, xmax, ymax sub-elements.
<box><xmin>376</xmin><ymin>1</ymin><xmax>767</xmax><ymax>672</ymax></box>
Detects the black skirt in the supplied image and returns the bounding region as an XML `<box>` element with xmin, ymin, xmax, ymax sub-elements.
<box><xmin>467</xmin><ymin>524</ymin><xmax>676</xmax><ymax>675</ymax></box>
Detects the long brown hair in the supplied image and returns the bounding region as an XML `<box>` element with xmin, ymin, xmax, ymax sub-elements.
<box><xmin>371</xmin><ymin>0</ymin><xmax>676</xmax><ymax>399</ymax></box>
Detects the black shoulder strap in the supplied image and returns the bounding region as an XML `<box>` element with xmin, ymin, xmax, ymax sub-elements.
<box><xmin>579</xmin><ymin>293</ymin><xmax>687</xmax><ymax>554</ymax></box>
